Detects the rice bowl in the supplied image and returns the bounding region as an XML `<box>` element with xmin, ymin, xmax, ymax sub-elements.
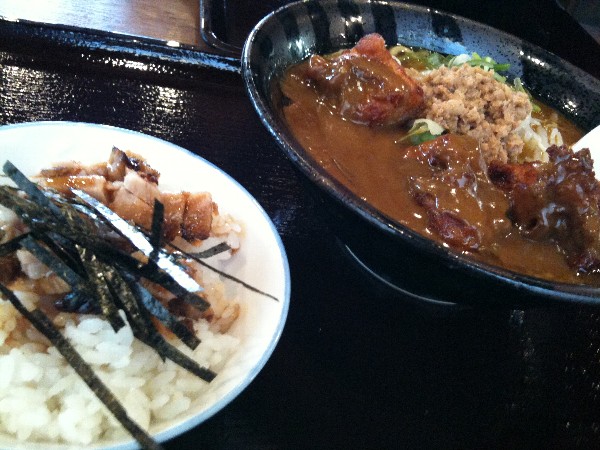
<box><xmin>0</xmin><ymin>121</ymin><xmax>290</xmax><ymax>449</ymax></box>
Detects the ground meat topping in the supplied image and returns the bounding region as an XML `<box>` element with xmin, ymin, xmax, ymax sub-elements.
<box><xmin>420</xmin><ymin>65</ymin><xmax>532</xmax><ymax>163</ymax></box>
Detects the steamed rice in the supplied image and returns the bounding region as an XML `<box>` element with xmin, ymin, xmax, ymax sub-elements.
<box><xmin>0</xmin><ymin>311</ymin><xmax>238</xmax><ymax>445</ymax></box>
<box><xmin>0</xmin><ymin>189</ymin><xmax>244</xmax><ymax>445</ymax></box>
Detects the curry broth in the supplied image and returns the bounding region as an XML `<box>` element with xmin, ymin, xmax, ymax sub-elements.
<box><xmin>279</xmin><ymin>56</ymin><xmax>597</xmax><ymax>286</ymax></box>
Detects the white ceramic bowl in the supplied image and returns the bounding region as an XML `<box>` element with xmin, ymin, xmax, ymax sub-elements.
<box><xmin>0</xmin><ymin>121</ymin><xmax>290</xmax><ymax>449</ymax></box>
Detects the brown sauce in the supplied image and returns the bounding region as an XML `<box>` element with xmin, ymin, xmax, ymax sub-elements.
<box><xmin>279</xmin><ymin>53</ymin><xmax>599</xmax><ymax>286</ymax></box>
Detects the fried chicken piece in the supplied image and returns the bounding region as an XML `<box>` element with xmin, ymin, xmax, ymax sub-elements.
<box><xmin>487</xmin><ymin>160</ymin><xmax>538</xmax><ymax>191</ymax></box>
<box><xmin>413</xmin><ymin>191</ymin><xmax>481</xmax><ymax>251</ymax></box>
<box><xmin>304</xmin><ymin>33</ymin><xmax>424</xmax><ymax>127</ymax></box>
<box><xmin>491</xmin><ymin>145</ymin><xmax>600</xmax><ymax>273</ymax></box>
<box><xmin>405</xmin><ymin>134</ymin><xmax>495</xmax><ymax>251</ymax></box>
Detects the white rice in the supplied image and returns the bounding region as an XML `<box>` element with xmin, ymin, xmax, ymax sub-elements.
<box><xmin>0</xmin><ymin>205</ymin><xmax>243</xmax><ymax>446</ymax></box>
<box><xmin>0</xmin><ymin>312</ymin><xmax>239</xmax><ymax>445</ymax></box>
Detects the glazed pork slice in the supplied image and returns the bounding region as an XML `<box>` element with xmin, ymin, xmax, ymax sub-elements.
<box><xmin>107</xmin><ymin>146</ymin><xmax>159</xmax><ymax>183</ymax></box>
<box><xmin>182</xmin><ymin>192</ymin><xmax>214</xmax><ymax>241</ymax></box>
<box><xmin>122</xmin><ymin>170</ymin><xmax>161</xmax><ymax>205</ymax></box>
<box><xmin>162</xmin><ymin>191</ymin><xmax>215</xmax><ymax>242</ymax></box>
<box><xmin>42</xmin><ymin>174</ymin><xmax>109</xmax><ymax>204</ymax></box>
<box><xmin>303</xmin><ymin>33</ymin><xmax>424</xmax><ymax>127</ymax></box>
<box><xmin>40</xmin><ymin>148</ymin><xmax>215</xmax><ymax>243</ymax></box>
<box><xmin>161</xmin><ymin>192</ymin><xmax>187</xmax><ymax>242</ymax></box>
<box><xmin>108</xmin><ymin>185</ymin><xmax>155</xmax><ymax>230</ymax></box>
<box><xmin>109</xmin><ymin>183</ymin><xmax>215</xmax><ymax>242</ymax></box>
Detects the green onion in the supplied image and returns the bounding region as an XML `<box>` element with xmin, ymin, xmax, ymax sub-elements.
<box><xmin>397</xmin><ymin>119</ymin><xmax>445</xmax><ymax>145</ymax></box>
<box><xmin>514</xmin><ymin>77</ymin><xmax>541</xmax><ymax>113</ymax></box>
<box><xmin>389</xmin><ymin>45</ymin><xmax>540</xmax><ymax>111</ymax></box>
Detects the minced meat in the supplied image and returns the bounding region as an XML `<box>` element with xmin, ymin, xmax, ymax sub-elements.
<box><xmin>419</xmin><ymin>65</ymin><xmax>532</xmax><ymax>162</ymax></box>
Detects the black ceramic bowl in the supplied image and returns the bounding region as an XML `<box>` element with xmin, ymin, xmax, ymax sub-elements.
<box><xmin>242</xmin><ymin>0</ymin><xmax>600</xmax><ymax>307</ymax></box>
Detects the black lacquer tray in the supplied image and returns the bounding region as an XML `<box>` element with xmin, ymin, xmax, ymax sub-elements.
<box><xmin>1</xmin><ymin>0</ymin><xmax>600</xmax><ymax>448</ymax></box>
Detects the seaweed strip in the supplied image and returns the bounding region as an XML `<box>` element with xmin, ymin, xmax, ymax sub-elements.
<box><xmin>105</xmin><ymin>270</ymin><xmax>215</xmax><ymax>382</ymax></box>
<box><xmin>196</xmin><ymin>258</ymin><xmax>278</xmax><ymax>301</ymax></box>
<box><xmin>0</xmin><ymin>283</ymin><xmax>163</xmax><ymax>450</ymax></box>
<box><xmin>20</xmin><ymin>235</ymin><xmax>82</xmax><ymax>287</ymax></box>
<box><xmin>72</xmin><ymin>190</ymin><xmax>207</xmax><ymax>302</ymax></box>
<box><xmin>149</xmin><ymin>199</ymin><xmax>164</xmax><ymax>254</ymax></box>
<box><xmin>77</xmin><ymin>246</ymin><xmax>125</xmax><ymax>331</ymax></box>
<box><xmin>35</xmin><ymin>231</ymin><xmax>86</xmax><ymax>278</ymax></box>
<box><xmin>122</xmin><ymin>273</ymin><xmax>201</xmax><ymax>350</ymax></box>
<box><xmin>139</xmin><ymin>332</ymin><xmax>216</xmax><ymax>382</ymax></box>
<box><xmin>56</xmin><ymin>290</ymin><xmax>99</xmax><ymax>314</ymax></box>
<box><xmin>131</xmin><ymin>261</ymin><xmax>209</xmax><ymax>311</ymax></box>
<box><xmin>41</xmin><ymin>191</ymin><xmax>131</xmax><ymax>260</ymax></box>
<box><xmin>166</xmin><ymin>241</ymin><xmax>279</xmax><ymax>302</ymax></box>
<box><xmin>45</xmin><ymin>190</ymin><xmax>113</xmax><ymax>234</ymax></box>
<box><xmin>19</xmin><ymin>236</ymin><xmax>103</xmax><ymax>314</ymax></box>
<box><xmin>72</xmin><ymin>189</ymin><xmax>157</xmax><ymax>257</ymax></box>
<box><xmin>174</xmin><ymin>249</ymin><xmax>279</xmax><ymax>302</ymax></box>
<box><xmin>0</xmin><ymin>186</ymin><xmax>60</xmax><ymax>230</ymax></box>
<box><xmin>105</xmin><ymin>267</ymin><xmax>147</xmax><ymax>331</ymax></box>
<box><xmin>2</xmin><ymin>162</ymin><xmax>65</xmax><ymax>220</ymax></box>
<box><xmin>55</xmin><ymin>195</ymin><xmax>117</xmax><ymax>247</ymax></box>
<box><xmin>177</xmin><ymin>241</ymin><xmax>232</xmax><ymax>259</ymax></box>
<box><xmin>0</xmin><ymin>233</ymin><xmax>29</xmax><ymax>257</ymax></box>
<box><xmin>0</xmin><ymin>187</ymin><xmax>110</xmax><ymax>258</ymax></box>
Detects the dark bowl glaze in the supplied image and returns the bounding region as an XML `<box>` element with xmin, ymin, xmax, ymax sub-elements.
<box><xmin>242</xmin><ymin>0</ymin><xmax>600</xmax><ymax>307</ymax></box>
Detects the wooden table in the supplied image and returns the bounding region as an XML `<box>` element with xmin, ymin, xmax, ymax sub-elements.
<box><xmin>0</xmin><ymin>1</ymin><xmax>600</xmax><ymax>449</ymax></box>
<box><xmin>0</xmin><ymin>0</ymin><xmax>201</xmax><ymax>46</ymax></box>
<box><xmin>2</xmin><ymin>0</ymin><xmax>597</xmax><ymax>57</ymax></box>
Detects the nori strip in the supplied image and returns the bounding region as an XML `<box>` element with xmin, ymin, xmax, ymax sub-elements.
<box><xmin>36</xmin><ymin>231</ymin><xmax>87</xmax><ymax>278</ymax></box>
<box><xmin>149</xmin><ymin>199</ymin><xmax>164</xmax><ymax>254</ymax></box>
<box><xmin>122</xmin><ymin>272</ymin><xmax>201</xmax><ymax>350</ymax></box>
<box><xmin>0</xmin><ymin>186</ymin><xmax>60</xmax><ymax>231</ymax></box>
<box><xmin>77</xmin><ymin>245</ymin><xmax>125</xmax><ymax>332</ymax></box>
<box><xmin>0</xmin><ymin>186</ymin><xmax>113</xmax><ymax>255</ymax></box>
<box><xmin>190</xmin><ymin>257</ymin><xmax>279</xmax><ymax>302</ymax></box>
<box><xmin>138</xmin><ymin>332</ymin><xmax>216</xmax><ymax>382</ymax></box>
<box><xmin>20</xmin><ymin>235</ymin><xmax>104</xmax><ymax>315</ymax></box>
<box><xmin>73</xmin><ymin>190</ymin><xmax>207</xmax><ymax>303</ymax></box>
<box><xmin>168</xmin><ymin>241</ymin><xmax>279</xmax><ymax>302</ymax></box>
<box><xmin>132</xmin><ymin>261</ymin><xmax>209</xmax><ymax>311</ymax></box>
<box><xmin>176</xmin><ymin>241</ymin><xmax>232</xmax><ymax>259</ymax></box>
<box><xmin>105</xmin><ymin>269</ymin><xmax>215</xmax><ymax>381</ymax></box>
<box><xmin>0</xmin><ymin>283</ymin><xmax>163</xmax><ymax>450</ymax></box>
<box><xmin>2</xmin><ymin>161</ymin><xmax>64</xmax><ymax>219</ymax></box>
<box><xmin>105</xmin><ymin>266</ymin><xmax>147</xmax><ymax>330</ymax></box>
<box><xmin>20</xmin><ymin>235</ymin><xmax>82</xmax><ymax>287</ymax></box>
<box><xmin>0</xmin><ymin>233</ymin><xmax>29</xmax><ymax>257</ymax></box>
<box><xmin>55</xmin><ymin>290</ymin><xmax>99</xmax><ymax>314</ymax></box>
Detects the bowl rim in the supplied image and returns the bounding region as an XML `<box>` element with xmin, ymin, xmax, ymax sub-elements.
<box><xmin>241</xmin><ymin>0</ymin><xmax>600</xmax><ymax>306</ymax></box>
